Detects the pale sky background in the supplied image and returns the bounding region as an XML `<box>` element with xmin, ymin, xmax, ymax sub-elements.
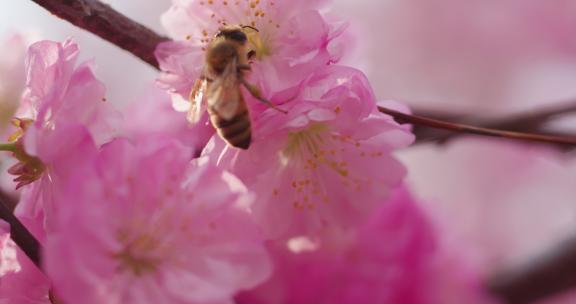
<box><xmin>0</xmin><ymin>1</ymin><xmax>171</xmax><ymax>108</ymax></box>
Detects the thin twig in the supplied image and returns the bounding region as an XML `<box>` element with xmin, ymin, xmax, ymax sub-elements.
<box><xmin>489</xmin><ymin>236</ymin><xmax>576</xmax><ymax>304</ymax></box>
<box><xmin>413</xmin><ymin>101</ymin><xmax>576</xmax><ymax>145</ymax></box>
<box><xmin>0</xmin><ymin>196</ymin><xmax>41</xmax><ymax>268</ymax></box>
<box><xmin>29</xmin><ymin>0</ymin><xmax>168</xmax><ymax>69</ymax></box>
<box><xmin>379</xmin><ymin>106</ymin><xmax>576</xmax><ymax>148</ymax></box>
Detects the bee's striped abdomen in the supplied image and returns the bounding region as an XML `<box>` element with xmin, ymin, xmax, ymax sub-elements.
<box><xmin>209</xmin><ymin>107</ymin><xmax>252</xmax><ymax>150</ymax></box>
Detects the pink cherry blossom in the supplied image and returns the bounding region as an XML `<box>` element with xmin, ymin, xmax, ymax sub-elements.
<box><xmin>8</xmin><ymin>39</ymin><xmax>121</xmax><ymax>223</ymax></box>
<box><xmin>156</xmin><ymin>0</ymin><xmax>345</xmax><ymax>99</ymax></box>
<box><xmin>236</xmin><ymin>189</ymin><xmax>492</xmax><ymax>304</ymax></box>
<box><xmin>205</xmin><ymin>66</ymin><xmax>414</xmax><ymax>240</ymax></box>
<box><xmin>0</xmin><ymin>220</ymin><xmax>50</xmax><ymax>304</ymax></box>
<box><xmin>20</xmin><ymin>39</ymin><xmax>120</xmax><ymax>146</ymax></box>
<box><xmin>45</xmin><ymin>138</ymin><xmax>271</xmax><ymax>304</ymax></box>
<box><xmin>336</xmin><ymin>0</ymin><xmax>576</xmax><ymax>112</ymax></box>
<box><xmin>400</xmin><ymin>138</ymin><xmax>576</xmax><ymax>275</ymax></box>
<box><xmin>120</xmin><ymin>85</ymin><xmax>214</xmax><ymax>156</ymax></box>
<box><xmin>0</xmin><ymin>220</ymin><xmax>19</xmax><ymax>276</ymax></box>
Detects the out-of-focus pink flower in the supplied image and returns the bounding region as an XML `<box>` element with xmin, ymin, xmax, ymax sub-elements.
<box><xmin>0</xmin><ymin>220</ymin><xmax>50</xmax><ymax>304</ymax></box>
<box><xmin>8</xmin><ymin>39</ymin><xmax>121</xmax><ymax>222</ymax></box>
<box><xmin>336</xmin><ymin>0</ymin><xmax>576</xmax><ymax>112</ymax></box>
<box><xmin>156</xmin><ymin>0</ymin><xmax>344</xmax><ymax>99</ymax></box>
<box><xmin>45</xmin><ymin>138</ymin><xmax>271</xmax><ymax>304</ymax></box>
<box><xmin>120</xmin><ymin>85</ymin><xmax>213</xmax><ymax>155</ymax></box>
<box><xmin>0</xmin><ymin>221</ymin><xmax>19</xmax><ymax>276</ymax></box>
<box><xmin>19</xmin><ymin>39</ymin><xmax>120</xmax><ymax>145</ymax></box>
<box><xmin>206</xmin><ymin>66</ymin><xmax>413</xmax><ymax>240</ymax></box>
<box><xmin>236</xmin><ymin>189</ymin><xmax>491</xmax><ymax>304</ymax></box>
<box><xmin>399</xmin><ymin>138</ymin><xmax>576</xmax><ymax>275</ymax></box>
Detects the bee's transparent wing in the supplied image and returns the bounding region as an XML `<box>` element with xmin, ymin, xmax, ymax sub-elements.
<box><xmin>207</xmin><ymin>59</ymin><xmax>241</xmax><ymax>121</ymax></box>
<box><xmin>187</xmin><ymin>78</ymin><xmax>208</xmax><ymax>124</ymax></box>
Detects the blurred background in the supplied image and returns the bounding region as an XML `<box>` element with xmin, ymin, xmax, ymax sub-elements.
<box><xmin>2</xmin><ymin>1</ymin><xmax>576</xmax><ymax>300</ymax></box>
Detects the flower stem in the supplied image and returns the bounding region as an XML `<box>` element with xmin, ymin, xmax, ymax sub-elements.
<box><xmin>0</xmin><ymin>143</ymin><xmax>17</xmax><ymax>153</ymax></box>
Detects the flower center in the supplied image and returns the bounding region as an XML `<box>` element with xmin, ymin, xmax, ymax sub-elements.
<box><xmin>194</xmin><ymin>0</ymin><xmax>280</xmax><ymax>59</ymax></box>
<box><xmin>276</xmin><ymin>120</ymin><xmax>386</xmax><ymax>215</ymax></box>
<box><xmin>245</xmin><ymin>28</ymin><xmax>273</xmax><ymax>60</ymax></box>
<box><xmin>4</xmin><ymin>118</ymin><xmax>46</xmax><ymax>189</ymax></box>
<box><xmin>278</xmin><ymin>124</ymin><xmax>362</xmax><ymax>213</ymax></box>
<box><xmin>114</xmin><ymin>233</ymin><xmax>162</xmax><ymax>277</ymax></box>
<box><xmin>283</xmin><ymin>124</ymin><xmax>326</xmax><ymax>156</ymax></box>
<box><xmin>282</xmin><ymin>124</ymin><xmax>349</xmax><ymax>178</ymax></box>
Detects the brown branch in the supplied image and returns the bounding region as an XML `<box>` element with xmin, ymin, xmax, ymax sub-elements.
<box><xmin>0</xmin><ymin>195</ymin><xmax>41</xmax><ymax>269</ymax></box>
<box><xmin>488</xmin><ymin>236</ymin><xmax>576</xmax><ymax>304</ymax></box>
<box><xmin>413</xmin><ymin>101</ymin><xmax>576</xmax><ymax>145</ymax></box>
<box><xmin>0</xmin><ymin>188</ymin><xmax>18</xmax><ymax>211</ymax></box>
<box><xmin>379</xmin><ymin>106</ymin><xmax>576</xmax><ymax>148</ymax></box>
<box><xmin>29</xmin><ymin>0</ymin><xmax>168</xmax><ymax>69</ymax></box>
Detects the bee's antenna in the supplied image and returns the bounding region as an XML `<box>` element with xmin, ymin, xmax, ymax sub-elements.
<box><xmin>241</xmin><ymin>25</ymin><xmax>259</xmax><ymax>32</ymax></box>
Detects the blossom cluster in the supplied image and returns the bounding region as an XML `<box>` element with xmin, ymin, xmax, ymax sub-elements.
<box><xmin>0</xmin><ymin>0</ymin><xmax>492</xmax><ymax>303</ymax></box>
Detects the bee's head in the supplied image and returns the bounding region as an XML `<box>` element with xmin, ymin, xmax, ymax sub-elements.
<box><xmin>206</xmin><ymin>41</ymin><xmax>239</xmax><ymax>76</ymax></box>
<box><xmin>215</xmin><ymin>25</ymin><xmax>260</xmax><ymax>62</ymax></box>
<box><xmin>216</xmin><ymin>26</ymin><xmax>248</xmax><ymax>43</ymax></box>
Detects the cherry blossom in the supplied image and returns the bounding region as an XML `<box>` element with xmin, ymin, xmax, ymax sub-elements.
<box><xmin>156</xmin><ymin>0</ymin><xmax>345</xmax><ymax>100</ymax></box>
<box><xmin>399</xmin><ymin>138</ymin><xmax>576</xmax><ymax>275</ymax></box>
<box><xmin>0</xmin><ymin>220</ymin><xmax>50</xmax><ymax>304</ymax></box>
<box><xmin>120</xmin><ymin>86</ymin><xmax>214</xmax><ymax>155</ymax></box>
<box><xmin>205</xmin><ymin>66</ymin><xmax>414</xmax><ymax>239</ymax></box>
<box><xmin>1</xmin><ymin>1</ymin><xmax>566</xmax><ymax>302</ymax></box>
<box><xmin>236</xmin><ymin>189</ymin><xmax>492</xmax><ymax>304</ymax></box>
<box><xmin>7</xmin><ymin>39</ymin><xmax>121</xmax><ymax>223</ymax></box>
<box><xmin>0</xmin><ymin>220</ymin><xmax>19</xmax><ymax>277</ymax></box>
<box><xmin>45</xmin><ymin>138</ymin><xmax>271</xmax><ymax>304</ymax></box>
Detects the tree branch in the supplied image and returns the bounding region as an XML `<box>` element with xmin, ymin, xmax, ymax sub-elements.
<box><xmin>378</xmin><ymin>106</ymin><xmax>576</xmax><ymax>149</ymax></box>
<box><xmin>0</xmin><ymin>188</ymin><xmax>18</xmax><ymax>211</ymax></box>
<box><xmin>413</xmin><ymin>101</ymin><xmax>576</xmax><ymax>145</ymax></box>
<box><xmin>29</xmin><ymin>0</ymin><xmax>168</xmax><ymax>69</ymax></box>
<box><xmin>0</xmin><ymin>195</ymin><xmax>41</xmax><ymax>268</ymax></box>
<box><xmin>489</xmin><ymin>236</ymin><xmax>576</xmax><ymax>304</ymax></box>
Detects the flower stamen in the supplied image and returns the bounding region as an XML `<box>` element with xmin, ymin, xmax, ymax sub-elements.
<box><xmin>114</xmin><ymin>232</ymin><xmax>163</xmax><ymax>276</ymax></box>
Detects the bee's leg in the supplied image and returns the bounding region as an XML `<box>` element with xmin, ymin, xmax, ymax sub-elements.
<box><xmin>241</xmin><ymin>25</ymin><xmax>260</xmax><ymax>33</ymax></box>
<box><xmin>241</xmin><ymin>80</ymin><xmax>288</xmax><ymax>114</ymax></box>
<box><xmin>237</xmin><ymin>64</ymin><xmax>251</xmax><ymax>71</ymax></box>
<box><xmin>189</xmin><ymin>78</ymin><xmax>203</xmax><ymax>101</ymax></box>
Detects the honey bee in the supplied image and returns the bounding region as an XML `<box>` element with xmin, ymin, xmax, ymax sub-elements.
<box><xmin>189</xmin><ymin>25</ymin><xmax>287</xmax><ymax>149</ymax></box>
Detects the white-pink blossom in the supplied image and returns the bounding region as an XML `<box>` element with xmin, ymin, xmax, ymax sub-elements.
<box><xmin>205</xmin><ymin>66</ymin><xmax>414</xmax><ymax>239</ymax></box>
<box><xmin>45</xmin><ymin>138</ymin><xmax>271</xmax><ymax>304</ymax></box>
